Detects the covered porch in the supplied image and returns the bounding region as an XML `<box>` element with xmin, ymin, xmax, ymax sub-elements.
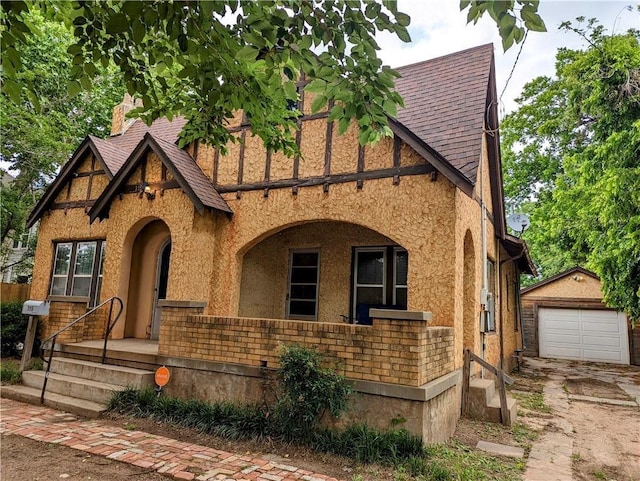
<box><xmin>237</xmin><ymin>220</ymin><xmax>409</xmax><ymax>325</ymax></box>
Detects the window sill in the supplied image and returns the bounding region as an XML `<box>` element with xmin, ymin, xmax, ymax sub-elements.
<box><xmin>48</xmin><ymin>295</ymin><xmax>90</xmax><ymax>304</ymax></box>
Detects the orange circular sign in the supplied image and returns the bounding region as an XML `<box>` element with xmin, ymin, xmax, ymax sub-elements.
<box><xmin>155</xmin><ymin>366</ymin><xmax>170</xmax><ymax>387</ymax></box>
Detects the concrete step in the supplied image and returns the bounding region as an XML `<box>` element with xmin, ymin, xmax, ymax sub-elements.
<box><xmin>486</xmin><ymin>395</ymin><xmax>518</xmax><ymax>426</ymax></box>
<box><xmin>467</xmin><ymin>378</ymin><xmax>518</xmax><ymax>426</ymax></box>
<box><xmin>1</xmin><ymin>384</ymin><xmax>106</xmax><ymax>418</ymax></box>
<box><xmin>49</xmin><ymin>357</ymin><xmax>155</xmax><ymax>387</ymax></box>
<box><xmin>469</xmin><ymin>378</ymin><xmax>496</xmax><ymax>404</ymax></box>
<box><xmin>22</xmin><ymin>371</ymin><xmax>124</xmax><ymax>404</ymax></box>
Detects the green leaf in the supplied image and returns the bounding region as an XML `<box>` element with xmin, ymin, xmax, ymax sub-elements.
<box><xmin>236</xmin><ymin>45</ymin><xmax>259</xmax><ymax>61</ymax></box>
<box><xmin>395</xmin><ymin>12</ymin><xmax>411</xmax><ymax>27</ymax></box>
<box><xmin>105</xmin><ymin>13</ymin><xmax>128</xmax><ymax>34</ymax></box>
<box><xmin>298</xmin><ymin>35</ymin><xmax>312</xmax><ymax>50</ymax></box>
<box><xmin>382</xmin><ymin>99</ymin><xmax>398</xmax><ymax>118</ymax></box>
<box><xmin>3</xmin><ymin>79</ymin><xmax>22</xmax><ymax>104</ymax></box>
<box><xmin>283</xmin><ymin>81</ymin><xmax>297</xmax><ymax>100</ymax></box>
<box><xmin>132</xmin><ymin>20</ymin><xmax>145</xmax><ymax>43</ymax></box>
<box><xmin>310</xmin><ymin>94</ymin><xmax>327</xmax><ymax>113</ymax></box>
<box><xmin>305</xmin><ymin>79</ymin><xmax>326</xmax><ymax>94</ymax></box>
<box><xmin>394</xmin><ymin>25</ymin><xmax>411</xmax><ymax>43</ymax></box>
<box><xmin>67</xmin><ymin>80</ymin><xmax>82</xmax><ymax>98</ymax></box>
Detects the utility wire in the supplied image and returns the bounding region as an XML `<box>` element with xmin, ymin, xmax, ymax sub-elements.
<box><xmin>499</xmin><ymin>29</ymin><xmax>529</xmax><ymax>104</ymax></box>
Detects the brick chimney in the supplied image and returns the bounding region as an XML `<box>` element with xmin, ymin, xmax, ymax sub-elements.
<box><xmin>110</xmin><ymin>93</ymin><xmax>141</xmax><ymax>136</ymax></box>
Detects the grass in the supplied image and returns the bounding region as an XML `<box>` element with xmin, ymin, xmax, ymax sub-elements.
<box><xmin>0</xmin><ymin>359</ymin><xmax>22</xmax><ymax>384</ymax></box>
<box><xmin>424</xmin><ymin>441</ymin><xmax>525</xmax><ymax>481</ymax></box>
<box><xmin>511</xmin><ymin>391</ymin><xmax>551</xmax><ymax>413</ymax></box>
<box><xmin>511</xmin><ymin>422</ymin><xmax>539</xmax><ymax>445</ymax></box>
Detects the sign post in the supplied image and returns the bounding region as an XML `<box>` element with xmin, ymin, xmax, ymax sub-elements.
<box><xmin>154</xmin><ymin>366</ymin><xmax>170</xmax><ymax>396</ymax></box>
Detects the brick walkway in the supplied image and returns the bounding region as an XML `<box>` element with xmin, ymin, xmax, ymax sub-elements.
<box><xmin>0</xmin><ymin>398</ymin><xmax>342</xmax><ymax>481</ymax></box>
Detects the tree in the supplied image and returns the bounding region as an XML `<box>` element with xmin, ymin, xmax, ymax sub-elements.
<box><xmin>2</xmin><ymin>0</ymin><xmax>546</xmax><ymax>154</ymax></box>
<box><xmin>0</xmin><ymin>12</ymin><xmax>124</xmax><ymax>276</ymax></box>
<box><xmin>501</xmin><ymin>19</ymin><xmax>640</xmax><ymax>320</ymax></box>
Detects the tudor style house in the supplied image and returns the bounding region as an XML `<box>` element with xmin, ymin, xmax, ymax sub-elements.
<box><xmin>21</xmin><ymin>44</ymin><xmax>534</xmax><ymax>440</ymax></box>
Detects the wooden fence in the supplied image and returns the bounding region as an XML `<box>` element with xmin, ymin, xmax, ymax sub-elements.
<box><xmin>1</xmin><ymin>283</ymin><xmax>31</xmax><ymax>303</ymax></box>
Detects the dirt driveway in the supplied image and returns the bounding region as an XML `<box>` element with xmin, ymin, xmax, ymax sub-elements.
<box><xmin>516</xmin><ymin>358</ymin><xmax>640</xmax><ymax>481</ymax></box>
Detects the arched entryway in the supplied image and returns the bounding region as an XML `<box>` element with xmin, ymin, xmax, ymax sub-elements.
<box><xmin>124</xmin><ymin>219</ymin><xmax>172</xmax><ymax>339</ymax></box>
<box><xmin>462</xmin><ymin>230</ymin><xmax>477</xmax><ymax>353</ymax></box>
<box><xmin>238</xmin><ymin>221</ymin><xmax>408</xmax><ymax>324</ymax></box>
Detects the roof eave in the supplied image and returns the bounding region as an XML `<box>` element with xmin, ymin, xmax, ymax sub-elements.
<box><xmin>388</xmin><ymin>118</ymin><xmax>475</xmax><ymax>196</ymax></box>
<box><xmin>26</xmin><ymin>137</ymin><xmax>115</xmax><ymax>228</ymax></box>
<box><xmin>89</xmin><ymin>133</ymin><xmax>232</xmax><ymax>223</ymax></box>
<box><xmin>521</xmin><ymin>266</ymin><xmax>599</xmax><ymax>294</ymax></box>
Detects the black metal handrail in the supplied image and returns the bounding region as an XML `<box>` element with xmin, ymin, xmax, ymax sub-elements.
<box><xmin>39</xmin><ymin>296</ymin><xmax>123</xmax><ymax>404</ymax></box>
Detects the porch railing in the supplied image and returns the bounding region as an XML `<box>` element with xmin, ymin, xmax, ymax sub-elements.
<box><xmin>461</xmin><ymin>348</ymin><xmax>514</xmax><ymax>425</ymax></box>
<box><xmin>39</xmin><ymin>296</ymin><xmax>123</xmax><ymax>404</ymax></box>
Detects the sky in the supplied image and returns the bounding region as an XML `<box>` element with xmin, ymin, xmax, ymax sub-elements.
<box><xmin>374</xmin><ymin>0</ymin><xmax>640</xmax><ymax>116</ymax></box>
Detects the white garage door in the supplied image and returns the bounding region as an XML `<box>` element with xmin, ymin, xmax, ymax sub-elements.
<box><xmin>539</xmin><ymin>308</ymin><xmax>629</xmax><ymax>364</ymax></box>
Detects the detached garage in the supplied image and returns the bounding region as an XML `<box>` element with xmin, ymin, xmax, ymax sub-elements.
<box><xmin>521</xmin><ymin>267</ymin><xmax>639</xmax><ymax>365</ymax></box>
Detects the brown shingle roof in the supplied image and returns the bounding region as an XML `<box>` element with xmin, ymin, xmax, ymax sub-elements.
<box><xmin>394</xmin><ymin>44</ymin><xmax>494</xmax><ymax>183</ymax></box>
<box><xmin>152</xmin><ymin>136</ymin><xmax>232</xmax><ymax>214</ymax></box>
<box><xmin>89</xmin><ymin>135</ymin><xmax>129</xmax><ymax>174</ymax></box>
<box><xmin>107</xmin><ymin>117</ymin><xmax>187</xmax><ymax>154</ymax></box>
<box><xmin>89</xmin><ymin>133</ymin><xmax>232</xmax><ymax>222</ymax></box>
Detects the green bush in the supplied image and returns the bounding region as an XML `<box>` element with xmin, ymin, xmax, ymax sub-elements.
<box><xmin>275</xmin><ymin>344</ymin><xmax>352</xmax><ymax>439</ymax></box>
<box><xmin>0</xmin><ymin>360</ymin><xmax>22</xmax><ymax>384</ymax></box>
<box><xmin>1</xmin><ymin>302</ymin><xmax>29</xmax><ymax>357</ymax></box>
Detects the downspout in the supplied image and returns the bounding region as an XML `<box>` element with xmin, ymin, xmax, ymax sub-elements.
<box><xmin>500</xmin><ymin>253</ymin><xmax>526</xmax><ymax>353</ymax></box>
<box><xmin>480</xmin><ymin>137</ymin><xmax>488</xmax><ymax>377</ymax></box>
<box><xmin>498</xmin><ymin>245</ymin><xmax>503</xmax><ymax>370</ymax></box>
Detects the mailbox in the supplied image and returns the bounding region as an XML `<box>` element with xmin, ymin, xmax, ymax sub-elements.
<box><xmin>22</xmin><ymin>300</ymin><xmax>50</xmax><ymax>316</ymax></box>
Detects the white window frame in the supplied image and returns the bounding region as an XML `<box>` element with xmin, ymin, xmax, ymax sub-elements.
<box><xmin>353</xmin><ymin>247</ymin><xmax>387</xmax><ymax>319</ymax></box>
<box><xmin>93</xmin><ymin>242</ymin><xmax>107</xmax><ymax>306</ymax></box>
<box><xmin>50</xmin><ymin>242</ymin><xmax>73</xmax><ymax>296</ymax></box>
<box><xmin>392</xmin><ymin>247</ymin><xmax>408</xmax><ymax>305</ymax></box>
<box><xmin>286</xmin><ymin>249</ymin><xmax>320</xmax><ymax>321</ymax></box>
<box><xmin>70</xmin><ymin>241</ymin><xmax>97</xmax><ymax>297</ymax></box>
<box><xmin>49</xmin><ymin>240</ymin><xmax>106</xmax><ymax>306</ymax></box>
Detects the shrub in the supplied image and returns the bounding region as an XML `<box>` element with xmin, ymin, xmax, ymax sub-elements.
<box><xmin>275</xmin><ymin>344</ymin><xmax>352</xmax><ymax>439</ymax></box>
<box><xmin>0</xmin><ymin>360</ymin><xmax>22</xmax><ymax>384</ymax></box>
<box><xmin>0</xmin><ymin>301</ymin><xmax>40</xmax><ymax>358</ymax></box>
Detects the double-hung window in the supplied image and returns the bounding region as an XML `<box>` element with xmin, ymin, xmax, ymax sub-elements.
<box><xmin>353</xmin><ymin>246</ymin><xmax>408</xmax><ymax>322</ymax></box>
<box><xmin>50</xmin><ymin>240</ymin><xmax>106</xmax><ymax>306</ymax></box>
<box><xmin>287</xmin><ymin>250</ymin><xmax>320</xmax><ymax>321</ymax></box>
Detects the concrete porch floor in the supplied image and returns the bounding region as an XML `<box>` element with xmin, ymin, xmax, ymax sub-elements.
<box><xmin>61</xmin><ymin>338</ymin><xmax>159</xmax><ymax>356</ymax></box>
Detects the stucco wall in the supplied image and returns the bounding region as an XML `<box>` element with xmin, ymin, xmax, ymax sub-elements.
<box><xmin>208</xmin><ymin>175</ymin><xmax>457</xmax><ymax>326</ymax></box>
<box><xmin>239</xmin><ymin>222</ymin><xmax>396</xmax><ymax>323</ymax></box>
<box><xmin>522</xmin><ymin>275</ymin><xmax>603</xmax><ymax>300</ymax></box>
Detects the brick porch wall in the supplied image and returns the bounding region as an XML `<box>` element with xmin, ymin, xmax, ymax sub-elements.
<box><xmin>43</xmin><ymin>297</ymin><xmax>109</xmax><ymax>343</ymax></box>
<box><xmin>158</xmin><ymin>309</ymin><xmax>454</xmax><ymax>387</ymax></box>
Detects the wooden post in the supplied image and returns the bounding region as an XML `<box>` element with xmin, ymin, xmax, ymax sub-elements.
<box><xmin>462</xmin><ymin>348</ymin><xmax>471</xmax><ymax>416</ymax></box>
<box><xmin>497</xmin><ymin>370</ymin><xmax>509</xmax><ymax>425</ymax></box>
<box><xmin>20</xmin><ymin>315</ymin><xmax>37</xmax><ymax>371</ymax></box>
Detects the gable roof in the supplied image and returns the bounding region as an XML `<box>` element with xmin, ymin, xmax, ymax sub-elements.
<box><xmin>394</xmin><ymin>43</ymin><xmax>494</xmax><ymax>183</ymax></box>
<box><xmin>89</xmin><ymin>133</ymin><xmax>231</xmax><ymax>222</ymax></box>
<box><xmin>501</xmin><ymin>234</ymin><xmax>537</xmax><ymax>276</ymax></box>
<box><xmin>520</xmin><ymin>266</ymin><xmax>599</xmax><ymax>295</ymax></box>
<box><xmin>26</xmin><ymin>136</ymin><xmax>120</xmax><ymax>228</ymax></box>
<box><xmin>26</xmin><ymin>117</ymin><xmax>189</xmax><ymax>228</ymax></box>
